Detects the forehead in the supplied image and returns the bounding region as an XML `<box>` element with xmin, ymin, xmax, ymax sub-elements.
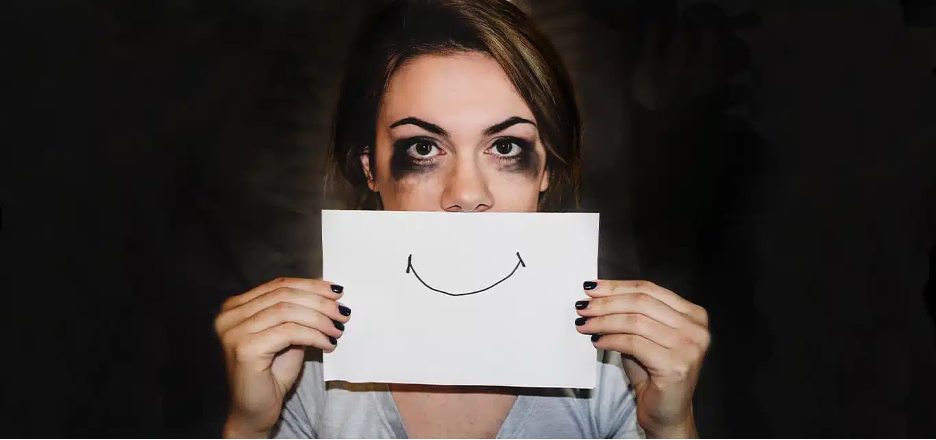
<box><xmin>379</xmin><ymin>52</ymin><xmax>535</xmax><ymax>128</ymax></box>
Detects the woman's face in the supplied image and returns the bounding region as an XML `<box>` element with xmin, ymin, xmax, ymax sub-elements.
<box><xmin>362</xmin><ymin>52</ymin><xmax>549</xmax><ymax>212</ymax></box>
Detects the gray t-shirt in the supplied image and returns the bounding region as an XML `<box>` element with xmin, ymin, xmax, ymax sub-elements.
<box><xmin>272</xmin><ymin>349</ymin><xmax>644</xmax><ymax>439</ymax></box>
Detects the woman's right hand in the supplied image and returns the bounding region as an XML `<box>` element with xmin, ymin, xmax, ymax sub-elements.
<box><xmin>214</xmin><ymin>277</ymin><xmax>351</xmax><ymax>438</ymax></box>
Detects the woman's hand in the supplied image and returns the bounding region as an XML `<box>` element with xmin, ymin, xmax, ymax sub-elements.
<box><xmin>214</xmin><ymin>277</ymin><xmax>351</xmax><ymax>438</ymax></box>
<box><xmin>574</xmin><ymin>280</ymin><xmax>709</xmax><ymax>439</ymax></box>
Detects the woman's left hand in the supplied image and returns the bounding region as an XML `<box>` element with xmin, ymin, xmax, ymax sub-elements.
<box><xmin>574</xmin><ymin>280</ymin><xmax>710</xmax><ymax>439</ymax></box>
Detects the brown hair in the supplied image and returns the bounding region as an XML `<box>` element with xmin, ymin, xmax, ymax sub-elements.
<box><xmin>326</xmin><ymin>0</ymin><xmax>582</xmax><ymax>211</ymax></box>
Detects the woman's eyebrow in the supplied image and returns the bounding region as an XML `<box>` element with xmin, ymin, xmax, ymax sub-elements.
<box><xmin>389</xmin><ymin>117</ymin><xmax>447</xmax><ymax>136</ymax></box>
<box><xmin>388</xmin><ymin>116</ymin><xmax>536</xmax><ymax>138</ymax></box>
<box><xmin>483</xmin><ymin>116</ymin><xmax>536</xmax><ymax>136</ymax></box>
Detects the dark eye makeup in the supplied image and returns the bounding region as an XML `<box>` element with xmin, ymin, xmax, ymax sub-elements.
<box><xmin>388</xmin><ymin>136</ymin><xmax>540</xmax><ymax>180</ymax></box>
<box><xmin>488</xmin><ymin>137</ymin><xmax>536</xmax><ymax>173</ymax></box>
<box><xmin>390</xmin><ymin>136</ymin><xmax>440</xmax><ymax>179</ymax></box>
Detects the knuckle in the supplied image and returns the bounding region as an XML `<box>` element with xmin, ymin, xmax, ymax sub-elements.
<box><xmin>630</xmin><ymin>291</ymin><xmax>649</xmax><ymax>306</ymax></box>
<box><xmin>623</xmin><ymin>313</ymin><xmax>642</xmax><ymax>330</ymax></box>
<box><xmin>213</xmin><ymin>314</ymin><xmax>226</xmax><ymax>336</ymax></box>
<box><xmin>271</xmin><ymin>300</ymin><xmax>296</xmax><ymax>315</ymax></box>
<box><xmin>305</xmin><ymin>294</ymin><xmax>332</xmax><ymax>315</ymax></box>
<box><xmin>220</xmin><ymin>297</ymin><xmax>234</xmax><ymax>311</ymax></box>
<box><xmin>280</xmin><ymin>322</ymin><xmax>304</xmax><ymax>334</ymax></box>
<box><xmin>232</xmin><ymin>341</ymin><xmax>253</xmax><ymax>363</ymax></box>
<box><xmin>271</xmin><ymin>276</ymin><xmax>289</xmax><ymax>286</ymax></box>
<box><xmin>219</xmin><ymin>331</ymin><xmax>237</xmax><ymax>350</ymax></box>
<box><xmin>583</xmin><ymin>319</ymin><xmax>598</xmax><ymax>331</ymax></box>
<box><xmin>672</xmin><ymin>361</ymin><xmax>692</xmax><ymax>378</ymax></box>
<box><xmin>589</xmin><ymin>297</ymin><xmax>608</xmax><ymax>312</ymax></box>
<box><xmin>584</xmin><ymin>314</ymin><xmax>604</xmax><ymax>329</ymax></box>
<box><xmin>697</xmin><ymin>329</ymin><xmax>711</xmax><ymax>349</ymax></box>
<box><xmin>695</xmin><ymin>305</ymin><xmax>709</xmax><ymax>326</ymax></box>
<box><xmin>269</xmin><ymin>286</ymin><xmax>295</xmax><ymax>302</ymax></box>
<box><xmin>587</xmin><ymin>296</ymin><xmax>601</xmax><ymax>307</ymax></box>
<box><xmin>218</xmin><ymin>328</ymin><xmax>230</xmax><ymax>345</ymax></box>
<box><xmin>319</xmin><ymin>293</ymin><xmax>337</xmax><ymax>308</ymax></box>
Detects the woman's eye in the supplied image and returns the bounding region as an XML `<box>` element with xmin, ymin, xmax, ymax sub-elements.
<box><xmin>407</xmin><ymin>141</ymin><xmax>440</xmax><ymax>159</ymax></box>
<box><xmin>491</xmin><ymin>140</ymin><xmax>522</xmax><ymax>158</ymax></box>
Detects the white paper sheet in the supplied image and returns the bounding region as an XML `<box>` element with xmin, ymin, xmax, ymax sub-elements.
<box><xmin>321</xmin><ymin>210</ymin><xmax>599</xmax><ymax>389</ymax></box>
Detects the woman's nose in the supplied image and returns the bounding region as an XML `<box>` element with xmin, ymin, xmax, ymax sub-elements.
<box><xmin>440</xmin><ymin>159</ymin><xmax>493</xmax><ymax>212</ymax></box>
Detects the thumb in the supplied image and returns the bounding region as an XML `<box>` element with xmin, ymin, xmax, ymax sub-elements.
<box><xmin>271</xmin><ymin>346</ymin><xmax>307</xmax><ymax>394</ymax></box>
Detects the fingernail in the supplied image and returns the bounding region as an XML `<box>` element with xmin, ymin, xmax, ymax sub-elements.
<box><xmin>338</xmin><ymin>305</ymin><xmax>352</xmax><ymax>316</ymax></box>
<box><xmin>591</xmin><ymin>334</ymin><xmax>602</xmax><ymax>343</ymax></box>
<box><xmin>333</xmin><ymin>320</ymin><xmax>345</xmax><ymax>331</ymax></box>
<box><xmin>575</xmin><ymin>300</ymin><xmax>589</xmax><ymax>310</ymax></box>
<box><xmin>329</xmin><ymin>336</ymin><xmax>338</xmax><ymax>346</ymax></box>
<box><xmin>575</xmin><ymin>317</ymin><xmax>588</xmax><ymax>326</ymax></box>
<box><xmin>583</xmin><ymin>281</ymin><xmax>597</xmax><ymax>290</ymax></box>
<box><xmin>331</xmin><ymin>284</ymin><xmax>344</xmax><ymax>294</ymax></box>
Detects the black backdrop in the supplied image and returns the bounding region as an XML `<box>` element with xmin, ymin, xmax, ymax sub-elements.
<box><xmin>5</xmin><ymin>0</ymin><xmax>936</xmax><ymax>437</ymax></box>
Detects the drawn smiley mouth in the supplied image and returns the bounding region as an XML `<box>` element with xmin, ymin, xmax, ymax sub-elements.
<box><xmin>405</xmin><ymin>252</ymin><xmax>526</xmax><ymax>297</ymax></box>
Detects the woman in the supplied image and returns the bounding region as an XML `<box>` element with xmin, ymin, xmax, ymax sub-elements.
<box><xmin>215</xmin><ymin>0</ymin><xmax>710</xmax><ymax>438</ymax></box>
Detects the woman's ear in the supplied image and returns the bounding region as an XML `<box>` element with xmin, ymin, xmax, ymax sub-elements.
<box><xmin>360</xmin><ymin>146</ymin><xmax>378</xmax><ymax>192</ymax></box>
<box><xmin>539</xmin><ymin>167</ymin><xmax>550</xmax><ymax>193</ymax></box>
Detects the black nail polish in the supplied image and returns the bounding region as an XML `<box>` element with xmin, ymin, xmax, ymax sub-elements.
<box><xmin>575</xmin><ymin>300</ymin><xmax>589</xmax><ymax>310</ymax></box>
<box><xmin>338</xmin><ymin>305</ymin><xmax>352</xmax><ymax>316</ymax></box>
<box><xmin>329</xmin><ymin>336</ymin><xmax>338</xmax><ymax>346</ymax></box>
<box><xmin>583</xmin><ymin>281</ymin><xmax>597</xmax><ymax>290</ymax></box>
<box><xmin>591</xmin><ymin>334</ymin><xmax>602</xmax><ymax>343</ymax></box>
<box><xmin>333</xmin><ymin>320</ymin><xmax>345</xmax><ymax>331</ymax></box>
<box><xmin>331</xmin><ymin>284</ymin><xmax>344</xmax><ymax>294</ymax></box>
<box><xmin>575</xmin><ymin>317</ymin><xmax>588</xmax><ymax>326</ymax></box>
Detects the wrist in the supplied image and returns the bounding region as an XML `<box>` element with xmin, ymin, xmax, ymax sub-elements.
<box><xmin>643</xmin><ymin>409</ymin><xmax>698</xmax><ymax>439</ymax></box>
<box><xmin>223</xmin><ymin>416</ymin><xmax>271</xmax><ymax>439</ymax></box>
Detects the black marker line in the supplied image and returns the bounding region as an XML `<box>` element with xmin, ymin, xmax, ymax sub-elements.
<box><xmin>406</xmin><ymin>252</ymin><xmax>526</xmax><ymax>297</ymax></box>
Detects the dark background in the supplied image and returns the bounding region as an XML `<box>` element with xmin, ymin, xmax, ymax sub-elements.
<box><xmin>4</xmin><ymin>0</ymin><xmax>936</xmax><ymax>437</ymax></box>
